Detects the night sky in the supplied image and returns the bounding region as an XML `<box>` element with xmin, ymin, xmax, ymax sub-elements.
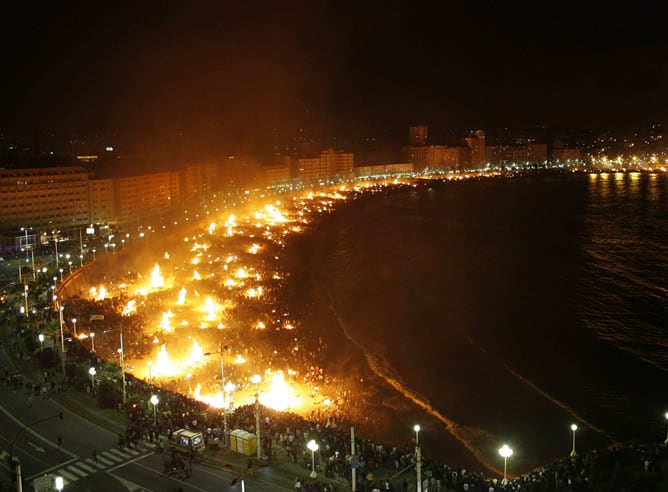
<box><xmin>2</xmin><ymin>1</ymin><xmax>666</xmax><ymax>155</ymax></box>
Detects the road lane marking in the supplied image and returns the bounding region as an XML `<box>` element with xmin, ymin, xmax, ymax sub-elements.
<box><xmin>77</xmin><ymin>461</ymin><xmax>97</xmax><ymax>472</ymax></box>
<box><xmin>0</xmin><ymin>402</ymin><xmax>76</xmax><ymax>458</ymax></box>
<box><xmin>66</xmin><ymin>464</ymin><xmax>88</xmax><ymax>477</ymax></box>
<box><xmin>56</xmin><ymin>468</ymin><xmax>78</xmax><ymax>481</ymax></box>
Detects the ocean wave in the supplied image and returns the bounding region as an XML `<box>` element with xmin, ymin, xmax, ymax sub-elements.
<box><xmin>325</xmin><ymin>290</ymin><xmax>503</xmax><ymax>476</ymax></box>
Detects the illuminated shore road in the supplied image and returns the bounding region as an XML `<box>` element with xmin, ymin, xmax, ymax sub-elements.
<box><xmin>108</xmin><ymin>453</ymin><xmax>299</xmax><ymax>492</ymax></box>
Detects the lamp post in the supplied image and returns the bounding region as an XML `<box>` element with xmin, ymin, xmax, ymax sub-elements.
<box><xmin>570</xmin><ymin>424</ymin><xmax>578</xmax><ymax>457</ymax></box>
<box><xmin>414</xmin><ymin>424</ymin><xmax>422</xmax><ymax>492</ymax></box>
<box><xmin>204</xmin><ymin>344</ymin><xmax>229</xmax><ymax>445</ymax></box>
<box><xmin>499</xmin><ymin>444</ymin><xmax>513</xmax><ymax>485</ymax></box>
<box><xmin>147</xmin><ymin>360</ymin><xmax>152</xmax><ymax>384</ymax></box>
<box><xmin>89</xmin><ymin>367</ymin><xmax>96</xmax><ymax>391</ymax></box>
<box><xmin>664</xmin><ymin>412</ymin><xmax>668</xmax><ymax>445</ymax></box>
<box><xmin>72</xmin><ymin>317</ymin><xmax>77</xmax><ymax>337</ymax></box>
<box><xmin>90</xmin><ymin>332</ymin><xmax>95</xmax><ymax>352</ymax></box>
<box><xmin>251</xmin><ymin>374</ymin><xmax>262</xmax><ymax>460</ymax></box>
<box><xmin>307</xmin><ymin>439</ymin><xmax>319</xmax><ymax>478</ymax></box>
<box><xmin>38</xmin><ymin>334</ymin><xmax>44</xmax><ymax>352</ymax></box>
<box><xmin>58</xmin><ymin>304</ymin><xmax>65</xmax><ymax>378</ymax></box>
<box><xmin>104</xmin><ymin>326</ymin><xmax>127</xmax><ymax>405</ymax></box>
<box><xmin>23</xmin><ymin>284</ymin><xmax>29</xmax><ymax>318</ymax></box>
<box><xmin>55</xmin><ymin>476</ymin><xmax>64</xmax><ymax>491</ymax></box>
<box><xmin>150</xmin><ymin>394</ymin><xmax>159</xmax><ymax>425</ymax></box>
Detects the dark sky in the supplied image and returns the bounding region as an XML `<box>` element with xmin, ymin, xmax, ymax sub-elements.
<box><xmin>2</xmin><ymin>1</ymin><xmax>666</xmax><ymax>155</ymax></box>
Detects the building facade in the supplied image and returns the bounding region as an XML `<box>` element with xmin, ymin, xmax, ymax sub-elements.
<box><xmin>295</xmin><ymin>148</ymin><xmax>354</xmax><ymax>183</ymax></box>
<box><xmin>0</xmin><ymin>167</ymin><xmax>89</xmax><ymax>231</ymax></box>
<box><xmin>408</xmin><ymin>125</ymin><xmax>429</xmax><ymax>146</ymax></box>
<box><xmin>465</xmin><ymin>130</ymin><xmax>487</xmax><ymax>167</ymax></box>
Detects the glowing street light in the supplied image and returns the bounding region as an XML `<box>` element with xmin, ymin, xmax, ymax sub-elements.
<box><xmin>72</xmin><ymin>317</ymin><xmax>77</xmax><ymax>337</ymax></box>
<box><xmin>307</xmin><ymin>439</ymin><xmax>319</xmax><ymax>478</ymax></box>
<box><xmin>414</xmin><ymin>424</ymin><xmax>422</xmax><ymax>492</ymax></box>
<box><xmin>38</xmin><ymin>333</ymin><xmax>44</xmax><ymax>352</ymax></box>
<box><xmin>499</xmin><ymin>444</ymin><xmax>513</xmax><ymax>485</ymax></box>
<box><xmin>89</xmin><ymin>367</ymin><xmax>96</xmax><ymax>390</ymax></box>
<box><xmin>570</xmin><ymin>424</ymin><xmax>578</xmax><ymax>457</ymax></box>
<box><xmin>55</xmin><ymin>476</ymin><xmax>64</xmax><ymax>491</ymax></box>
<box><xmin>150</xmin><ymin>394</ymin><xmax>159</xmax><ymax>425</ymax></box>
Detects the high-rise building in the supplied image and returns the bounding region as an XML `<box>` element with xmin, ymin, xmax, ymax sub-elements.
<box><xmin>0</xmin><ymin>167</ymin><xmax>89</xmax><ymax>231</ymax></box>
<box><xmin>465</xmin><ymin>130</ymin><xmax>486</xmax><ymax>167</ymax></box>
<box><xmin>116</xmin><ymin>172</ymin><xmax>176</xmax><ymax>223</ymax></box>
<box><xmin>88</xmin><ymin>178</ymin><xmax>115</xmax><ymax>225</ymax></box>
<box><xmin>408</xmin><ymin>125</ymin><xmax>428</xmax><ymax>146</ymax></box>
<box><xmin>295</xmin><ymin>148</ymin><xmax>354</xmax><ymax>182</ymax></box>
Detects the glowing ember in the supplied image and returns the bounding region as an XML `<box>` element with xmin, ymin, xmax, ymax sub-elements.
<box><xmin>248</xmin><ymin>243</ymin><xmax>261</xmax><ymax>254</ymax></box>
<box><xmin>90</xmin><ymin>285</ymin><xmax>108</xmax><ymax>301</ymax></box>
<box><xmin>260</xmin><ymin>371</ymin><xmax>300</xmax><ymax>411</ymax></box>
<box><xmin>122</xmin><ymin>300</ymin><xmax>137</xmax><ymax>316</ymax></box>
<box><xmin>224</xmin><ymin>214</ymin><xmax>236</xmax><ymax>236</ymax></box>
<box><xmin>158</xmin><ymin>310</ymin><xmax>174</xmax><ymax>331</ymax></box>
<box><xmin>234</xmin><ymin>354</ymin><xmax>246</xmax><ymax>364</ymax></box>
<box><xmin>188</xmin><ymin>340</ymin><xmax>204</xmax><ymax>366</ymax></box>
<box><xmin>208</xmin><ymin>222</ymin><xmax>216</xmax><ymax>235</ymax></box>
<box><xmin>154</xmin><ymin>344</ymin><xmax>177</xmax><ymax>377</ymax></box>
<box><xmin>193</xmin><ymin>385</ymin><xmax>226</xmax><ymax>408</ymax></box>
<box><xmin>151</xmin><ymin>264</ymin><xmax>164</xmax><ymax>288</ymax></box>
<box><xmin>203</xmin><ymin>297</ymin><xmax>219</xmax><ymax>321</ymax></box>
<box><xmin>177</xmin><ymin>287</ymin><xmax>187</xmax><ymax>305</ymax></box>
<box><xmin>193</xmin><ymin>270</ymin><xmax>202</xmax><ymax>280</ymax></box>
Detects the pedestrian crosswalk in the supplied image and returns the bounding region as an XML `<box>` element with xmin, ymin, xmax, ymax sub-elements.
<box><xmin>33</xmin><ymin>444</ymin><xmax>153</xmax><ymax>489</ymax></box>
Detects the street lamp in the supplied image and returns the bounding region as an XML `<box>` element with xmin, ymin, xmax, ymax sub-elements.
<box><xmin>90</xmin><ymin>332</ymin><xmax>95</xmax><ymax>352</ymax></box>
<box><xmin>204</xmin><ymin>344</ymin><xmax>229</xmax><ymax>445</ymax></box>
<box><xmin>58</xmin><ymin>305</ymin><xmax>65</xmax><ymax>378</ymax></box>
<box><xmin>570</xmin><ymin>424</ymin><xmax>578</xmax><ymax>457</ymax></box>
<box><xmin>72</xmin><ymin>317</ymin><xmax>77</xmax><ymax>337</ymax></box>
<box><xmin>414</xmin><ymin>425</ymin><xmax>422</xmax><ymax>492</ymax></box>
<box><xmin>103</xmin><ymin>326</ymin><xmax>127</xmax><ymax>405</ymax></box>
<box><xmin>307</xmin><ymin>439</ymin><xmax>319</xmax><ymax>478</ymax></box>
<box><xmin>89</xmin><ymin>367</ymin><xmax>96</xmax><ymax>391</ymax></box>
<box><xmin>23</xmin><ymin>284</ymin><xmax>29</xmax><ymax>319</ymax></box>
<box><xmin>251</xmin><ymin>374</ymin><xmax>262</xmax><ymax>460</ymax></box>
<box><xmin>499</xmin><ymin>444</ymin><xmax>513</xmax><ymax>485</ymax></box>
<box><xmin>150</xmin><ymin>394</ymin><xmax>159</xmax><ymax>425</ymax></box>
<box><xmin>55</xmin><ymin>476</ymin><xmax>64</xmax><ymax>491</ymax></box>
<box><xmin>38</xmin><ymin>333</ymin><xmax>44</xmax><ymax>352</ymax></box>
